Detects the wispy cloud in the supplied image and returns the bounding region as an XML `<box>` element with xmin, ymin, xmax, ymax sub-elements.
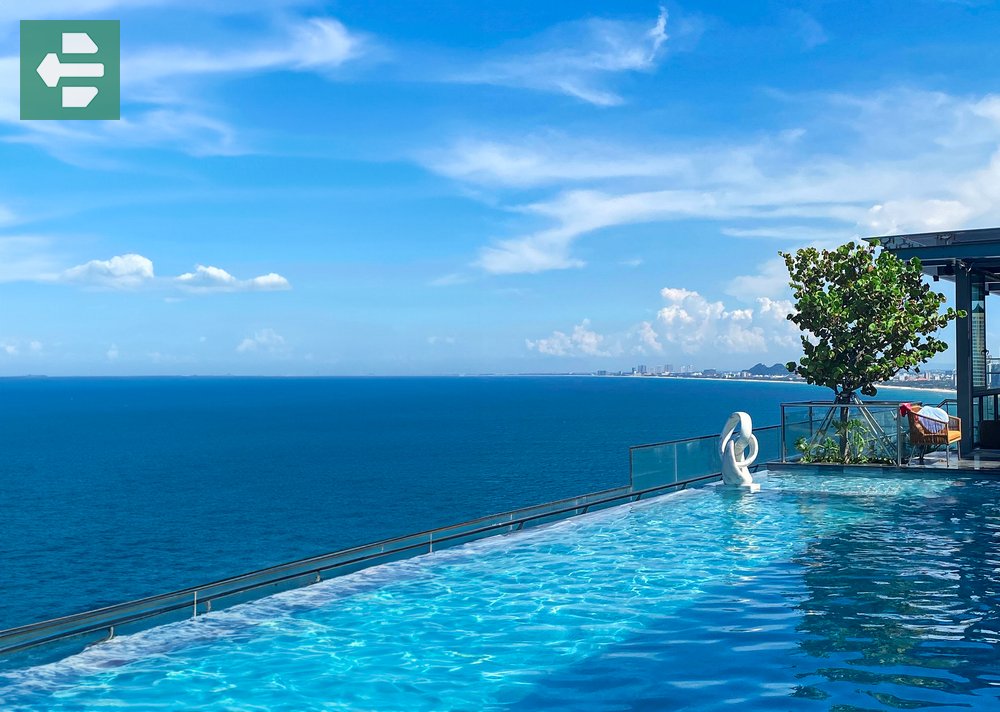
<box><xmin>0</xmin><ymin>236</ymin><xmax>63</xmax><ymax>283</ymax></box>
<box><xmin>1</xmin><ymin>15</ymin><xmax>372</xmax><ymax>159</ymax></box>
<box><xmin>124</xmin><ymin>18</ymin><xmax>367</xmax><ymax>87</ymax></box>
<box><xmin>428</xmin><ymin>88</ymin><xmax>1000</xmax><ymax>275</ymax></box>
<box><xmin>451</xmin><ymin>7</ymin><xmax>668</xmax><ymax>106</ymax></box>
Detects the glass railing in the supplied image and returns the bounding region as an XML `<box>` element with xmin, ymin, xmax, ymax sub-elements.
<box><xmin>629</xmin><ymin>424</ymin><xmax>782</xmax><ymax>491</ymax></box>
<box><xmin>1</xmin><ymin>426</ymin><xmax>753</xmax><ymax>672</ymax></box>
<box><xmin>779</xmin><ymin>401</ymin><xmax>917</xmax><ymax>465</ymax></box>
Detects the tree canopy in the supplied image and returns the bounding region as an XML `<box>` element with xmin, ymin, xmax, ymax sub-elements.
<box><xmin>780</xmin><ymin>241</ymin><xmax>963</xmax><ymax>402</ymax></box>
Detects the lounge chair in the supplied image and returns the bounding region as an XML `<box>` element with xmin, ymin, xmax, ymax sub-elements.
<box><xmin>907</xmin><ymin>406</ymin><xmax>961</xmax><ymax>466</ymax></box>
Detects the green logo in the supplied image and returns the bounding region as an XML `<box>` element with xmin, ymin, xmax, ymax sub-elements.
<box><xmin>20</xmin><ymin>20</ymin><xmax>120</xmax><ymax>120</ymax></box>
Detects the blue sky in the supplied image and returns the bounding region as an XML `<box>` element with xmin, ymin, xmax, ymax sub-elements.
<box><xmin>0</xmin><ymin>0</ymin><xmax>997</xmax><ymax>375</ymax></box>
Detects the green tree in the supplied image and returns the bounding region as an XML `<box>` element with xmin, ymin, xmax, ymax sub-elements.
<box><xmin>780</xmin><ymin>241</ymin><xmax>963</xmax><ymax>404</ymax></box>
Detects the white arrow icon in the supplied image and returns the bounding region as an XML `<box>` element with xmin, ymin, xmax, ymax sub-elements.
<box><xmin>35</xmin><ymin>33</ymin><xmax>104</xmax><ymax>109</ymax></box>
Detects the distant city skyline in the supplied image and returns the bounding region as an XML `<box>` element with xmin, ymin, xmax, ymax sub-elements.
<box><xmin>1</xmin><ymin>1</ymin><xmax>998</xmax><ymax>375</ymax></box>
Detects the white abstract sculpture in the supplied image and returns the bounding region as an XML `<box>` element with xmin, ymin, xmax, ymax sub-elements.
<box><xmin>720</xmin><ymin>411</ymin><xmax>760</xmax><ymax>492</ymax></box>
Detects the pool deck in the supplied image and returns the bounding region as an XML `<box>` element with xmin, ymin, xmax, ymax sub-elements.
<box><xmin>908</xmin><ymin>448</ymin><xmax>1000</xmax><ymax>471</ymax></box>
<box><xmin>770</xmin><ymin>448</ymin><xmax>1000</xmax><ymax>474</ymax></box>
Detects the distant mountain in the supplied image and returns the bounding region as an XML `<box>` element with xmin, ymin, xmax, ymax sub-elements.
<box><xmin>745</xmin><ymin>362</ymin><xmax>790</xmax><ymax>376</ymax></box>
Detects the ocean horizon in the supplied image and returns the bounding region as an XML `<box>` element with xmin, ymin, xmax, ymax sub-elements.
<box><xmin>0</xmin><ymin>376</ymin><xmax>948</xmax><ymax>632</ymax></box>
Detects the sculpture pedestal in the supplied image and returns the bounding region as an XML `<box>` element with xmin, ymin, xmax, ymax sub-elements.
<box><xmin>720</xmin><ymin>482</ymin><xmax>760</xmax><ymax>493</ymax></box>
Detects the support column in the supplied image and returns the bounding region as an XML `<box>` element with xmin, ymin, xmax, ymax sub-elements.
<box><xmin>955</xmin><ymin>265</ymin><xmax>972</xmax><ymax>453</ymax></box>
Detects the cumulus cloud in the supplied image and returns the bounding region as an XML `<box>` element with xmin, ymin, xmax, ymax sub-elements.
<box><xmin>236</xmin><ymin>328</ymin><xmax>287</xmax><ymax>354</ymax></box>
<box><xmin>106</xmin><ymin>344</ymin><xmax>120</xmax><ymax>361</ymax></box>
<box><xmin>655</xmin><ymin>287</ymin><xmax>797</xmax><ymax>355</ymax></box>
<box><xmin>526</xmin><ymin>288</ymin><xmax>799</xmax><ymax>363</ymax></box>
<box><xmin>61</xmin><ymin>254</ymin><xmax>155</xmax><ymax>290</ymax></box>
<box><xmin>526</xmin><ymin>319</ymin><xmax>615</xmax><ymax>357</ymax></box>
<box><xmin>452</xmin><ymin>7</ymin><xmax>668</xmax><ymax>106</ymax></box>
<box><xmin>52</xmin><ymin>254</ymin><xmax>290</xmax><ymax>294</ymax></box>
<box><xmin>176</xmin><ymin>265</ymin><xmax>291</xmax><ymax>293</ymax></box>
<box><xmin>634</xmin><ymin>321</ymin><xmax>662</xmax><ymax>353</ymax></box>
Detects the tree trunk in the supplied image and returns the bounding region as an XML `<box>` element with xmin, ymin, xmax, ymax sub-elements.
<box><xmin>836</xmin><ymin>390</ymin><xmax>854</xmax><ymax>462</ymax></box>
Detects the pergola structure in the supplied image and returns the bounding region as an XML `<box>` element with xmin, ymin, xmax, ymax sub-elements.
<box><xmin>872</xmin><ymin>227</ymin><xmax>1000</xmax><ymax>454</ymax></box>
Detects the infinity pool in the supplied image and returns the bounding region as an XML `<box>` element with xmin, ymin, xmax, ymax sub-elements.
<box><xmin>2</xmin><ymin>471</ymin><xmax>999</xmax><ymax>710</ymax></box>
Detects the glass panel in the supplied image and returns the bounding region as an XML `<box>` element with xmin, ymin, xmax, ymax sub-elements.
<box><xmin>781</xmin><ymin>401</ymin><xmax>916</xmax><ymax>464</ymax></box>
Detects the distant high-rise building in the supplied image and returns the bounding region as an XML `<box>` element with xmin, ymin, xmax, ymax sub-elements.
<box><xmin>663</xmin><ymin>364</ymin><xmax>674</xmax><ymax>374</ymax></box>
<box><xmin>636</xmin><ymin>364</ymin><xmax>647</xmax><ymax>375</ymax></box>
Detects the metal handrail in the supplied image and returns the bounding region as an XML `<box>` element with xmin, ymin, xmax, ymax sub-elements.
<box><xmin>0</xmin><ymin>468</ymin><xmax>723</xmax><ymax>663</ymax></box>
<box><xmin>779</xmin><ymin>399</ymin><xmax>920</xmax><ymax>406</ymax></box>
<box><xmin>628</xmin><ymin>423</ymin><xmax>782</xmax><ymax>451</ymax></box>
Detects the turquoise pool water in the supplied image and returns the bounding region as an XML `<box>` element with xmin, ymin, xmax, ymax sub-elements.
<box><xmin>2</xmin><ymin>471</ymin><xmax>999</xmax><ymax>710</ymax></box>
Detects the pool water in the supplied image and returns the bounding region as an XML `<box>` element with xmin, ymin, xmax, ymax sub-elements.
<box><xmin>2</xmin><ymin>471</ymin><xmax>999</xmax><ymax>710</ymax></box>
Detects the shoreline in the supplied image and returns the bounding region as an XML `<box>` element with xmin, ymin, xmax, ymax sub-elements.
<box><xmin>651</xmin><ymin>375</ymin><xmax>956</xmax><ymax>394</ymax></box>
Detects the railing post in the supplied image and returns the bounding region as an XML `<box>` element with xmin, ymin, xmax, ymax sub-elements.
<box><xmin>780</xmin><ymin>405</ymin><xmax>787</xmax><ymax>463</ymax></box>
<box><xmin>896</xmin><ymin>411</ymin><xmax>902</xmax><ymax>466</ymax></box>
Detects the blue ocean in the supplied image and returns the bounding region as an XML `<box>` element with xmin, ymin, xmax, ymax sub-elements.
<box><xmin>0</xmin><ymin>377</ymin><xmax>940</xmax><ymax>631</ymax></box>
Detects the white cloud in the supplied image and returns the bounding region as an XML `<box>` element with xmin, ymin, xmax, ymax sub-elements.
<box><xmin>427</xmin><ymin>336</ymin><xmax>457</xmax><ymax>345</ymax></box>
<box><xmin>46</xmin><ymin>253</ymin><xmax>290</xmax><ymax>294</ymax></box>
<box><xmin>237</xmin><ymin>328</ymin><xmax>287</xmax><ymax>354</ymax></box>
<box><xmin>655</xmin><ymin>287</ymin><xmax>783</xmax><ymax>355</ymax></box>
<box><xmin>526</xmin><ymin>319</ymin><xmax>615</xmax><ymax>357</ymax></box>
<box><xmin>428</xmin><ymin>88</ymin><xmax>1000</xmax><ymax>275</ymax></box>
<box><xmin>61</xmin><ymin>254</ymin><xmax>155</xmax><ymax>290</ymax></box>
<box><xmin>106</xmin><ymin>344</ymin><xmax>120</xmax><ymax>361</ymax></box>
<box><xmin>756</xmin><ymin>297</ymin><xmax>800</xmax><ymax>348</ymax></box>
<box><xmin>425</xmin><ymin>135</ymin><xmax>693</xmax><ymax>187</ymax></box>
<box><xmin>527</xmin><ymin>290</ymin><xmax>799</xmax><ymax>362</ymax></box>
<box><xmin>720</xmin><ymin>225</ymin><xmax>855</xmax><ymax>242</ymax></box>
<box><xmin>477</xmin><ymin>230</ymin><xmax>585</xmax><ymax>274</ymax></box>
<box><xmin>634</xmin><ymin>321</ymin><xmax>662</xmax><ymax>353</ymax></box>
<box><xmin>176</xmin><ymin>265</ymin><xmax>291</xmax><ymax>293</ymax></box>
<box><xmin>125</xmin><ymin>18</ymin><xmax>366</xmax><ymax>86</ymax></box>
<box><xmin>452</xmin><ymin>8</ymin><xmax>668</xmax><ymax>106</ymax></box>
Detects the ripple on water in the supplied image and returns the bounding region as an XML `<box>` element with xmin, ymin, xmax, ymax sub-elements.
<box><xmin>2</xmin><ymin>473</ymin><xmax>1000</xmax><ymax>710</ymax></box>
